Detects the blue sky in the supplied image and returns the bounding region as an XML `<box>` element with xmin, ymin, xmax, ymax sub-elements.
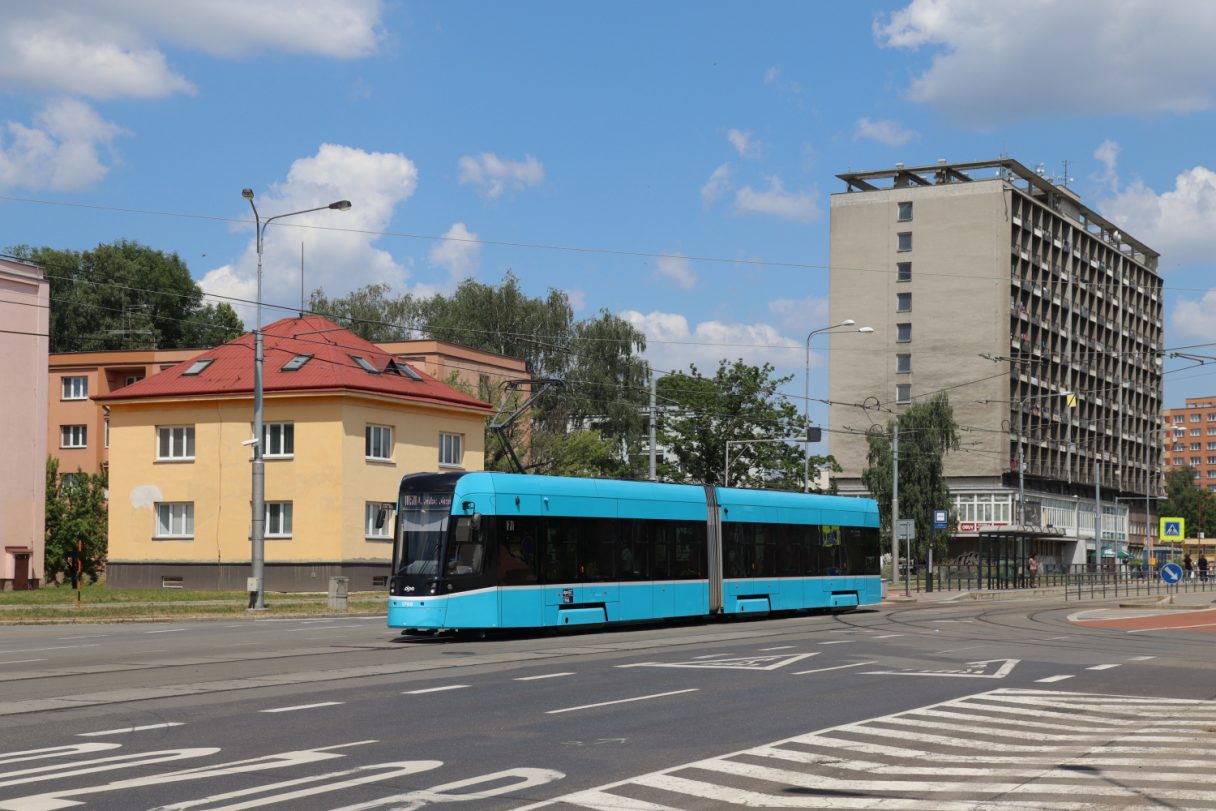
<box><xmin>3</xmin><ymin>0</ymin><xmax>1216</xmax><ymax>430</ymax></box>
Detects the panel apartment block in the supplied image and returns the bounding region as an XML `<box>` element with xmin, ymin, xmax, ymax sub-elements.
<box><xmin>827</xmin><ymin>159</ymin><xmax>1162</xmax><ymax>559</ymax></box>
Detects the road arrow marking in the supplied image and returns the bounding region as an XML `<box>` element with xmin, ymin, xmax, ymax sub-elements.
<box><xmin>617</xmin><ymin>653</ymin><xmax>818</xmax><ymax>671</ymax></box>
<box><xmin>861</xmin><ymin>658</ymin><xmax>1020</xmax><ymax>679</ymax></box>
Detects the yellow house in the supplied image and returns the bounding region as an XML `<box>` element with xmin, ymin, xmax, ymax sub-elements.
<box><xmin>97</xmin><ymin>315</ymin><xmax>494</xmax><ymax>591</ymax></box>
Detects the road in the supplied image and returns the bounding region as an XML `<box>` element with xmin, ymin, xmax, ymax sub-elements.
<box><xmin>3</xmin><ymin>596</ymin><xmax>1216</xmax><ymax>809</ymax></box>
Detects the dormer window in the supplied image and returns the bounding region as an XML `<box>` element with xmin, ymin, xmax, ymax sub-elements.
<box><xmin>182</xmin><ymin>359</ymin><xmax>214</xmax><ymax>376</ymax></box>
<box><xmin>385</xmin><ymin>359</ymin><xmax>423</xmax><ymax>381</ymax></box>
<box><xmin>283</xmin><ymin>354</ymin><xmax>313</xmax><ymax>371</ymax></box>
<box><xmin>350</xmin><ymin>355</ymin><xmax>379</xmax><ymax>374</ymax></box>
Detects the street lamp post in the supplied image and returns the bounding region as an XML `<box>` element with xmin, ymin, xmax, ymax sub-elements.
<box><xmin>804</xmin><ymin>321</ymin><xmax>873</xmax><ymax>492</ymax></box>
<box><xmin>243</xmin><ymin>189</ymin><xmax>351</xmax><ymax>610</ymax></box>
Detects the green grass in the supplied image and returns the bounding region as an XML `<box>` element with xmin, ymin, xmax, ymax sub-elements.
<box><xmin>0</xmin><ymin>584</ymin><xmax>387</xmax><ymax>622</ymax></box>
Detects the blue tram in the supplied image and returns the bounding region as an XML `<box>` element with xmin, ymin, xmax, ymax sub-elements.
<box><xmin>387</xmin><ymin>471</ymin><xmax>882</xmax><ymax>632</ymax></box>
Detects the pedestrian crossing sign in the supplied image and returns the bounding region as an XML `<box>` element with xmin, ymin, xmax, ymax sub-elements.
<box><xmin>1160</xmin><ymin>517</ymin><xmax>1185</xmax><ymax>542</ymax></box>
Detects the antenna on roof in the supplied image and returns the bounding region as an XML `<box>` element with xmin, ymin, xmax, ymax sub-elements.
<box><xmin>300</xmin><ymin>241</ymin><xmax>305</xmax><ymax>318</ymax></box>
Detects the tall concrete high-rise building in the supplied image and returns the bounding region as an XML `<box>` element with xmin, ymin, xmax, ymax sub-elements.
<box><xmin>828</xmin><ymin>158</ymin><xmax>1163</xmax><ymax>570</ymax></box>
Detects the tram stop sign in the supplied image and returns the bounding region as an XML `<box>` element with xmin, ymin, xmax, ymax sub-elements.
<box><xmin>1161</xmin><ymin>562</ymin><xmax>1184</xmax><ymax>585</ymax></box>
<box><xmin>932</xmin><ymin>510</ymin><xmax>948</xmax><ymax>530</ymax></box>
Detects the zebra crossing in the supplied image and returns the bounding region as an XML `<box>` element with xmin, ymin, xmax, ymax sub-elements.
<box><xmin>525</xmin><ymin>689</ymin><xmax>1216</xmax><ymax>809</ymax></box>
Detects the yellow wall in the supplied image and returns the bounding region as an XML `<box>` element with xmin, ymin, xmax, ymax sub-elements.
<box><xmin>107</xmin><ymin>392</ymin><xmax>486</xmax><ymax>566</ymax></box>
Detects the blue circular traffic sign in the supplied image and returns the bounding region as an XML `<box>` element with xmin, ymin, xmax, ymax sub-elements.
<box><xmin>1161</xmin><ymin>562</ymin><xmax>1183</xmax><ymax>584</ymax></box>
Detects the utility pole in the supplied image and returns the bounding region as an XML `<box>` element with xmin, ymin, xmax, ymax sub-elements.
<box><xmin>649</xmin><ymin>374</ymin><xmax>657</xmax><ymax>481</ymax></box>
<box><xmin>891</xmin><ymin>424</ymin><xmax>899</xmax><ymax>589</ymax></box>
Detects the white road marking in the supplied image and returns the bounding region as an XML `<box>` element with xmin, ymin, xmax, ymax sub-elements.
<box><xmin>863</xmin><ymin>658</ymin><xmax>1019</xmax><ymax>679</ymax></box>
<box><xmin>4</xmin><ymin>643</ymin><xmax>100</xmax><ymax>653</ymax></box>
<box><xmin>1087</xmin><ymin>663</ymin><xmax>1121</xmax><ymax>670</ymax></box>
<box><xmin>515</xmin><ymin>672</ymin><xmax>575</xmax><ymax>681</ymax></box>
<box><xmin>548</xmin><ymin>689</ymin><xmax>699</xmax><ymax>715</ymax></box>
<box><xmin>0</xmin><ymin>659</ymin><xmax>46</xmax><ymax>665</ymax></box>
<box><xmin>692</xmin><ymin>653</ymin><xmax>731</xmax><ymax>659</ymax></box>
<box><xmin>873</xmin><ymin>633</ymin><xmax>903</xmax><ymax>639</ymax></box>
<box><xmin>403</xmin><ymin>685</ymin><xmax>470</xmax><ymax>694</ymax></box>
<box><xmin>818</xmin><ymin>640</ymin><xmax>851</xmax><ymax>645</ymax></box>
<box><xmin>78</xmin><ymin>723</ymin><xmax>185</xmax><ymax>737</ymax></box>
<box><xmin>145</xmin><ymin>628</ymin><xmax>188</xmax><ymax>634</ymax></box>
<box><xmin>0</xmin><ymin>743</ymin><xmax>120</xmax><ymax>766</ymax></box>
<box><xmin>260</xmin><ymin>702</ymin><xmax>345</xmax><ymax>713</ymax></box>
<box><xmin>758</xmin><ymin>645</ymin><xmax>796</xmax><ymax>651</ymax></box>
<box><xmin>935</xmin><ymin>619</ymin><xmax>973</xmax><ymax>623</ymax></box>
<box><xmin>1130</xmin><ymin>655</ymin><xmax>1156</xmax><ymax>660</ymax></box>
<box><xmin>793</xmin><ymin>661</ymin><xmax>876</xmax><ymax>676</ymax></box>
<box><xmin>521</xmin><ymin>689</ymin><xmax>1216</xmax><ymax>809</ymax></box>
<box><xmin>1036</xmin><ymin>675</ymin><xmax>1075</xmax><ymax>683</ymax></box>
<box><xmin>56</xmin><ymin>634</ymin><xmax>110</xmax><ymax>640</ymax></box>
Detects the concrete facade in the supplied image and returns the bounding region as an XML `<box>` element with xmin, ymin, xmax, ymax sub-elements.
<box><xmin>0</xmin><ymin>257</ymin><xmax>49</xmax><ymax>589</ymax></box>
<box><xmin>828</xmin><ymin>159</ymin><xmax>1163</xmax><ymax>569</ymax></box>
<box><xmin>1164</xmin><ymin>397</ymin><xmax>1216</xmax><ymax>492</ymax></box>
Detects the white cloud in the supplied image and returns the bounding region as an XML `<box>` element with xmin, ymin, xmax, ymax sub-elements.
<box><xmin>200</xmin><ymin>143</ymin><xmax>418</xmax><ymax>326</ymax></box>
<box><xmin>853</xmin><ymin>116</ymin><xmax>919</xmax><ymax>147</ymax></box>
<box><xmin>1093</xmin><ymin>139</ymin><xmax>1120</xmax><ymax>191</ymax></box>
<box><xmin>768</xmin><ymin>297</ymin><xmax>830</xmax><ymax>335</ymax></box>
<box><xmin>733</xmin><ymin>176</ymin><xmax>820</xmax><ymax>223</ymax></box>
<box><xmin>567</xmin><ymin>288</ymin><xmax>587</xmax><ymax>313</ymax></box>
<box><xmin>0</xmin><ymin>1</ymin><xmax>384</xmax><ymax>99</ymax></box>
<box><xmin>428</xmin><ymin>222</ymin><xmax>481</xmax><ymax>284</ymax></box>
<box><xmin>875</xmin><ymin>0</ymin><xmax>1216</xmax><ymax>124</ymax></box>
<box><xmin>0</xmin><ymin>99</ymin><xmax>127</xmax><ymax>191</ymax></box>
<box><xmin>654</xmin><ymin>253</ymin><xmax>697</xmax><ymax>290</ymax></box>
<box><xmin>764</xmin><ymin>66</ymin><xmax>780</xmax><ymax>85</ymax></box>
<box><xmin>1173</xmin><ymin>289</ymin><xmax>1216</xmax><ymax>343</ymax></box>
<box><xmin>700</xmin><ymin>162</ymin><xmax>732</xmax><ymax>208</ymax></box>
<box><xmin>620</xmin><ymin>310</ymin><xmax>800</xmax><ymax>374</ymax></box>
<box><xmin>458</xmin><ymin>152</ymin><xmax>545</xmax><ymax>199</ymax></box>
<box><xmin>726</xmin><ymin>128</ymin><xmax>761</xmax><ymax>159</ymax></box>
<box><xmin>1100</xmin><ymin>166</ymin><xmax>1216</xmax><ymax>269</ymax></box>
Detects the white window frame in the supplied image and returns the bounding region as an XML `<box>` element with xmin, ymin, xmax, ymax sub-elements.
<box><xmin>896</xmin><ymin>261</ymin><xmax>911</xmax><ymax>282</ymax></box>
<box><xmin>61</xmin><ymin>376</ymin><xmax>88</xmax><ymax>400</ymax></box>
<box><xmin>897</xmin><ymin>231</ymin><xmax>912</xmax><ymax>252</ymax></box>
<box><xmin>60</xmin><ymin>424</ymin><xmax>87</xmax><ymax>448</ymax></box>
<box><xmin>365</xmin><ymin>502</ymin><xmax>393</xmax><ymax>540</ymax></box>
<box><xmin>266</xmin><ymin>502</ymin><xmax>293</xmax><ymax>538</ymax></box>
<box><xmin>895</xmin><ymin>383</ymin><xmax>912</xmax><ymax>404</ymax></box>
<box><xmin>366</xmin><ymin>424</ymin><xmax>393</xmax><ymax>461</ymax></box>
<box><xmin>897</xmin><ymin>201</ymin><xmax>913</xmax><ymax>222</ymax></box>
<box><xmin>439</xmin><ymin>432</ymin><xmax>463</xmax><ymax>467</ymax></box>
<box><xmin>157</xmin><ymin>426</ymin><xmax>195</xmax><ymax>461</ymax></box>
<box><xmin>896</xmin><ymin>292</ymin><xmax>912</xmax><ymax>312</ymax></box>
<box><xmin>155</xmin><ymin>502</ymin><xmax>195</xmax><ymax>539</ymax></box>
<box><xmin>896</xmin><ymin>323</ymin><xmax>912</xmax><ymax>343</ymax></box>
<box><xmin>263</xmin><ymin>422</ymin><xmax>294</xmax><ymax>458</ymax></box>
<box><xmin>896</xmin><ymin>353</ymin><xmax>911</xmax><ymax>374</ymax></box>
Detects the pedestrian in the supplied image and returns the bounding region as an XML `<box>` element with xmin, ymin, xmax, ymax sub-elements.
<box><xmin>1200</xmin><ymin>554</ymin><xmax>1210</xmax><ymax>583</ymax></box>
<box><xmin>1184</xmin><ymin>553</ymin><xmax>1194</xmax><ymax>579</ymax></box>
<box><xmin>1027</xmin><ymin>554</ymin><xmax>1039</xmax><ymax>588</ymax></box>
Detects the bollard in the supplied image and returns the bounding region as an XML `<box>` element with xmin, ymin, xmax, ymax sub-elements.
<box><xmin>328</xmin><ymin>576</ymin><xmax>349</xmax><ymax>610</ymax></box>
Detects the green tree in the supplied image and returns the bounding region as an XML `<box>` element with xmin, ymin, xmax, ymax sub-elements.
<box><xmin>861</xmin><ymin>392</ymin><xmax>961</xmax><ymax>563</ymax></box>
<box><xmin>308</xmin><ymin>282</ymin><xmax>421</xmax><ymax>342</ymax></box>
<box><xmin>44</xmin><ymin>458</ymin><xmax>109</xmax><ymax>588</ymax></box>
<box><xmin>1161</xmin><ymin>466</ymin><xmax>1216</xmax><ymax>538</ymax></box>
<box><xmin>12</xmin><ymin>240</ymin><xmax>245</xmax><ymax>351</ymax></box>
<box><xmin>657</xmin><ymin>360</ymin><xmax>835</xmax><ymax>489</ymax></box>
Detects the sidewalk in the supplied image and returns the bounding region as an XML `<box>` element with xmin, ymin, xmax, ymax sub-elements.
<box><xmin>884</xmin><ymin>583</ymin><xmax>1216</xmax><ymax>608</ymax></box>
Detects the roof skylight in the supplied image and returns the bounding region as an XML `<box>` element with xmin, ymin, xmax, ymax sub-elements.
<box><xmin>283</xmin><ymin>354</ymin><xmax>313</xmax><ymax>371</ymax></box>
<box><xmin>182</xmin><ymin>359</ymin><xmax>214</xmax><ymax>376</ymax></box>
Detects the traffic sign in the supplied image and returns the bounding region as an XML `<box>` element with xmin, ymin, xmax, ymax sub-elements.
<box><xmin>896</xmin><ymin>519</ymin><xmax>916</xmax><ymax>541</ymax></box>
<box><xmin>933</xmin><ymin>510</ymin><xmax>948</xmax><ymax>530</ymax></box>
<box><xmin>1161</xmin><ymin>562</ymin><xmax>1184</xmax><ymax>584</ymax></box>
<box><xmin>1161</xmin><ymin>517</ymin><xmax>1185</xmax><ymax>542</ymax></box>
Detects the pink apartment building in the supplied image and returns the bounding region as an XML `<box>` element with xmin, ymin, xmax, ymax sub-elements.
<box><xmin>1</xmin><ymin>257</ymin><xmax>49</xmax><ymax>589</ymax></box>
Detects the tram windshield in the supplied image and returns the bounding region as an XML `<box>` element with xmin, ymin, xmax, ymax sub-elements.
<box><xmin>394</xmin><ymin>490</ymin><xmax>453</xmax><ymax>576</ymax></box>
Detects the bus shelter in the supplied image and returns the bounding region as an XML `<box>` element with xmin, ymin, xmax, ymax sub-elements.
<box><xmin>975</xmin><ymin>526</ymin><xmax>1065</xmax><ymax>589</ymax></box>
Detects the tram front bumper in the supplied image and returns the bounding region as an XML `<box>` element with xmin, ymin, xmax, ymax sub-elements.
<box><xmin>388</xmin><ymin>596</ymin><xmax>448</xmax><ymax>629</ymax></box>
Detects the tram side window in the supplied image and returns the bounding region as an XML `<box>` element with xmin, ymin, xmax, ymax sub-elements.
<box><xmin>842</xmin><ymin>526</ymin><xmax>881</xmax><ymax>575</ymax></box>
<box><xmin>650</xmin><ymin>521</ymin><xmax>671</xmax><ymax>579</ymax></box>
<box><xmin>802</xmin><ymin>524</ymin><xmax>822</xmax><ymax>576</ymax></box>
<box><xmin>540</xmin><ymin>517</ymin><xmax>579</xmax><ymax>583</ymax></box>
<box><xmin>618</xmin><ymin>519</ymin><xmax>648</xmax><ymax>580</ymax></box>
<box><xmin>672</xmin><ymin>522</ymin><xmax>707</xmax><ymax>579</ymax></box>
<box><xmin>776</xmin><ymin>524</ymin><xmax>804</xmax><ymax>576</ymax></box>
<box><xmin>445</xmin><ymin>516</ymin><xmax>485</xmax><ymax>576</ymax></box>
<box><xmin>579</xmin><ymin>518</ymin><xmax>618</xmax><ymax>582</ymax></box>
<box><xmin>497</xmin><ymin>516</ymin><xmax>539</xmax><ymax>584</ymax></box>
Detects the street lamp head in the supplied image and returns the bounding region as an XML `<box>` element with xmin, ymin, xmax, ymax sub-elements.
<box><xmin>858</xmin><ymin>326</ymin><xmax>875</xmax><ymax>333</ymax></box>
<box><xmin>839</xmin><ymin>319</ymin><xmax>856</xmax><ymax>327</ymax></box>
<box><xmin>242</xmin><ymin>188</ymin><xmax>254</xmax><ymax>200</ymax></box>
<box><xmin>329</xmin><ymin>200</ymin><xmax>352</xmax><ymax>211</ymax></box>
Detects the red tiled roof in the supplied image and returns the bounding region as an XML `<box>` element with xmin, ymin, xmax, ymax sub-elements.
<box><xmin>94</xmin><ymin>315</ymin><xmax>493</xmax><ymax>412</ymax></box>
